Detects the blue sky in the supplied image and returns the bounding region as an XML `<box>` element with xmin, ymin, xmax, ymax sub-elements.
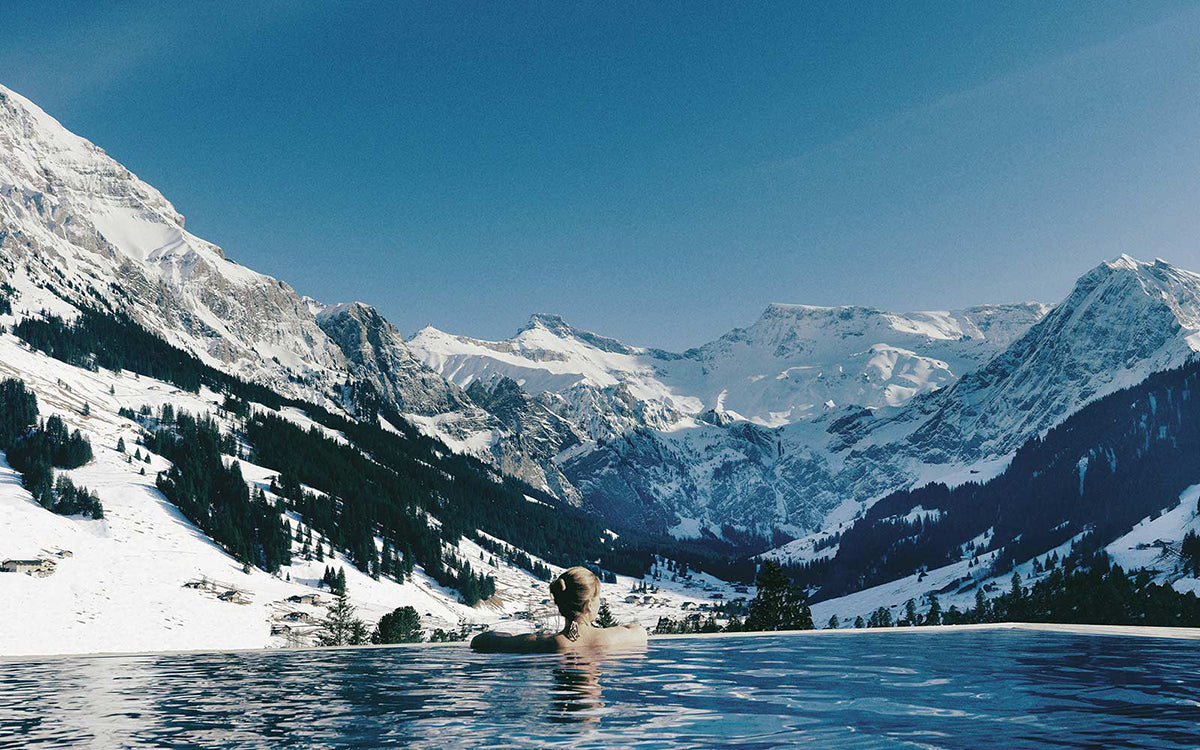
<box><xmin>4</xmin><ymin>2</ymin><xmax>1200</xmax><ymax>348</ymax></box>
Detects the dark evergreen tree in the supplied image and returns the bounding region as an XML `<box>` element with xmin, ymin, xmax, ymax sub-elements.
<box><xmin>318</xmin><ymin>591</ymin><xmax>368</xmax><ymax>646</ymax></box>
<box><xmin>373</xmin><ymin>605</ymin><xmax>422</xmax><ymax>644</ymax></box>
<box><xmin>595</xmin><ymin>602</ymin><xmax>618</xmax><ymax>628</ymax></box>
<box><xmin>745</xmin><ymin>560</ymin><xmax>814</xmax><ymax>632</ymax></box>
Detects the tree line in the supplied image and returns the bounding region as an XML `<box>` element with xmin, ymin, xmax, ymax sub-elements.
<box><xmin>0</xmin><ymin>378</ymin><xmax>102</xmax><ymax>518</ymax></box>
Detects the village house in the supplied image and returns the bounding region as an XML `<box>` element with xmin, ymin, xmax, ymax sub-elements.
<box><xmin>286</xmin><ymin>593</ymin><xmax>322</xmax><ymax>606</ymax></box>
<box><xmin>624</xmin><ymin>595</ymin><xmax>641</xmax><ymax>604</ymax></box>
<box><xmin>2</xmin><ymin>559</ymin><xmax>55</xmax><ymax>577</ymax></box>
<box><xmin>218</xmin><ymin>590</ymin><xmax>251</xmax><ymax>605</ymax></box>
<box><xmin>280</xmin><ymin>611</ymin><xmax>315</xmax><ymax>623</ymax></box>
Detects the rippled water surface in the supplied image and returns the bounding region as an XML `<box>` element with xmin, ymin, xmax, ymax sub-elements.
<box><xmin>2</xmin><ymin>631</ymin><xmax>1198</xmax><ymax>749</ymax></box>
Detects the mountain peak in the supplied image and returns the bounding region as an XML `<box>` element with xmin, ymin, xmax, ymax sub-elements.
<box><xmin>1105</xmin><ymin>253</ymin><xmax>1142</xmax><ymax>271</ymax></box>
<box><xmin>517</xmin><ymin>314</ymin><xmax>640</xmax><ymax>356</ymax></box>
<box><xmin>522</xmin><ymin>312</ymin><xmax>575</xmax><ymax>335</ymax></box>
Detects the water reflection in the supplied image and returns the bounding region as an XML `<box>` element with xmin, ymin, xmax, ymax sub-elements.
<box><xmin>548</xmin><ymin>654</ymin><xmax>605</xmax><ymax>724</ymax></box>
<box><xmin>0</xmin><ymin>632</ymin><xmax>1198</xmax><ymax>749</ymax></box>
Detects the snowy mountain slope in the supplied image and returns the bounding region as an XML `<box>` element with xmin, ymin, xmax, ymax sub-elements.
<box><xmin>410</xmin><ymin>304</ymin><xmax>1047</xmax><ymax>428</ymax></box>
<box><xmin>0</xmin><ymin>83</ymin><xmax>578</xmax><ymax>500</ymax></box>
<box><xmin>410</xmin><ymin>303</ymin><xmax>1049</xmax><ymax>534</ymax></box>
<box><xmin>898</xmin><ymin>256</ymin><xmax>1200</xmax><ymax>462</ymax></box>
<box><xmin>559</xmin><ymin>256</ymin><xmax>1200</xmax><ymax>537</ymax></box>
<box><xmin>680</xmin><ymin>302</ymin><xmax>1049</xmax><ymax>423</ymax></box>
<box><xmin>0</xmin><ymin>84</ymin><xmax>345</xmax><ymax>401</ymax></box>
<box><xmin>312</xmin><ymin>301</ymin><xmax>470</xmax><ymax>416</ymax></box>
<box><xmin>0</xmin><ymin>329</ymin><xmax>736</xmax><ymax>656</ymax></box>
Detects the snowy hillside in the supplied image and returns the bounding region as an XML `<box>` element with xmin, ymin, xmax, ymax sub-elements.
<box><xmin>0</xmin><ymin>329</ymin><xmax>744</xmax><ymax>656</ymax></box>
<box><xmin>900</xmin><ymin>255</ymin><xmax>1200</xmax><ymax>461</ymax></box>
<box><xmin>0</xmin><ymin>84</ymin><xmax>344</xmax><ymax>402</ymax></box>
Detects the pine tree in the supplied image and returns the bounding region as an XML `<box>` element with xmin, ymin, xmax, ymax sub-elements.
<box><xmin>974</xmin><ymin>588</ymin><xmax>990</xmax><ymax>622</ymax></box>
<box><xmin>595</xmin><ymin>602</ymin><xmax>618</xmax><ymax>628</ymax></box>
<box><xmin>827</xmin><ymin>614</ymin><xmax>840</xmax><ymax>629</ymax></box>
<box><xmin>926</xmin><ymin>594</ymin><xmax>942</xmax><ymax>626</ymax></box>
<box><xmin>745</xmin><ymin>560</ymin><xmax>814</xmax><ymax>631</ymax></box>
<box><xmin>318</xmin><ymin>592</ymin><xmax>367</xmax><ymax>646</ymax></box>
<box><xmin>117</xmin><ymin>437</ymin><xmax>125</xmax><ymax>453</ymax></box>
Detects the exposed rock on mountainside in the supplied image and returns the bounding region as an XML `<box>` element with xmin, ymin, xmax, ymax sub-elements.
<box><xmin>0</xmin><ymin>85</ymin><xmax>345</xmax><ymax>400</ymax></box>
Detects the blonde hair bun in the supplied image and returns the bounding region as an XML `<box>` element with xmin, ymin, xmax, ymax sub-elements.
<box><xmin>550</xmin><ymin>566</ymin><xmax>601</xmax><ymax>624</ymax></box>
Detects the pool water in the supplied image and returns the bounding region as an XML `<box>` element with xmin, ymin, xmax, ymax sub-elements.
<box><xmin>1</xmin><ymin>630</ymin><xmax>1197</xmax><ymax>748</ymax></box>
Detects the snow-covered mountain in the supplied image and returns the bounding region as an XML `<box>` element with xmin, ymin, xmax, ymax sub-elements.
<box><xmin>414</xmin><ymin>257</ymin><xmax>1200</xmax><ymax>539</ymax></box>
<box><xmin>899</xmin><ymin>255</ymin><xmax>1200</xmax><ymax>462</ymax></box>
<box><xmin>0</xmin><ymin>83</ymin><xmax>575</xmax><ymax>502</ymax></box>
<box><xmin>0</xmin><ymin>85</ymin><xmax>345</xmax><ymax>401</ymax></box>
<box><xmin>3</xmin><ymin>83</ymin><xmax>1200</xmax><ymax>654</ymax></box>
<box><xmin>410</xmin><ymin>303</ymin><xmax>1051</xmax><ymax>532</ymax></box>
<box><xmin>410</xmin><ymin>303</ymin><xmax>1048</xmax><ymax>428</ymax></box>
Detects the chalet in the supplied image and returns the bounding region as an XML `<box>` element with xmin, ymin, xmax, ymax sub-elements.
<box><xmin>624</xmin><ymin>595</ymin><xmax>641</xmax><ymax>604</ymax></box>
<box><xmin>286</xmin><ymin>593</ymin><xmax>321</xmax><ymax>606</ymax></box>
<box><xmin>281</xmin><ymin>611</ymin><xmax>315</xmax><ymax>623</ymax></box>
<box><xmin>2</xmin><ymin>559</ymin><xmax>55</xmax><ymax>577</ymax></box>
<box><xmin>680</xmin><ymin>601</ymin><xmax>695</xmax><ymax>610</ymax></box>
<box><xmin>710</xmin><ymin>593</ymin><xmax>724</xmax><ymax>600</ymax></box>
<box><xmin>218</xmin><ymin>590</ymin><xmax>251</xmax><ymax>605</ymax></box>
<box><xmin>734</xmin><ymin>586</ymin><xmax>749</xmax><ymax>594</ymax></box>
<box><xmin>642</xmin><ymin>596</ymin><xmax>655</xmax><ymax>604</ymax></box>
<box><xmin>182</xmin><ymin>581</ymin><xmax>207</xmax><ymax>589</ymax></box>
<box><xmin>271</xmin><ymin>624</ymin><xmax>292</xmax><ymax>636</ymax></box>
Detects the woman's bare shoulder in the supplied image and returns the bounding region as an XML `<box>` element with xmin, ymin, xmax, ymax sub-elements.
<box><xmin>591</xmin><ymin>623</ymin><xmax>648</xmax><ymax>648</ymax></box>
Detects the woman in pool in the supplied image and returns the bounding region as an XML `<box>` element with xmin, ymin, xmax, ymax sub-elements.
<box><xmin>470</xmin><ymin>566</ymin><xmax>647</xmax><ymax>653</ymax></box>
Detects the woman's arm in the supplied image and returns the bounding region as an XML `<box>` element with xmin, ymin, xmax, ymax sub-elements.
<box><xmin>470</xmin><ymin>630</ymin><xmax>565</xmax><ymax>653</ymax></box>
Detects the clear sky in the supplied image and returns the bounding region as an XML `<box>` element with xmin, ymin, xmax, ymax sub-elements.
<box><xmin>4</xmin><ymin>2</ymin><xmax>1200</xmax><ymax>349</ymax></box>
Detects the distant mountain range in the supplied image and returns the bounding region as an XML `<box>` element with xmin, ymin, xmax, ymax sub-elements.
<box><xmin>8</xmin><ymin>82</ymin><xmax>1200</xmax><ymax>541</ymax></box>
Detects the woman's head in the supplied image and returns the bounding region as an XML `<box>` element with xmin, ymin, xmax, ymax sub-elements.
<box><xmin>550</xmin><ymin>566</ymin><xmax>601</xmax><ymax>623</ymax></box>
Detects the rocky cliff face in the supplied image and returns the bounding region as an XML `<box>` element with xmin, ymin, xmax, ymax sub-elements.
<box><xmin>0</xmin><ymin>85</ymin><xmax>346</xmax><ymax>401</ymax></box>
<box><xmin>313</xmin><ymin>301</ymin><xmax>470</xmax><ymax>415</ymax></box>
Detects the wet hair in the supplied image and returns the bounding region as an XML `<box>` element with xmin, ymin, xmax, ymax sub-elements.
<box><xmin>550</xmin><ymin>566</ymin><xmax>601</xmax><ymax>636</ymax></box>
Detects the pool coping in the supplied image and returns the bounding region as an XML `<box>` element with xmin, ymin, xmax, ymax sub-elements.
<box><xmin>1</xmin><ymin>621</ymin><xmax>1197</xmax><ymax>663</ymax></box>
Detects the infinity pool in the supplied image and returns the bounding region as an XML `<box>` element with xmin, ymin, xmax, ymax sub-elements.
<box><xmin>2</xmin><ymin>629</ymin><xmax>1197</xmax><ymax>748</ymax></box>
